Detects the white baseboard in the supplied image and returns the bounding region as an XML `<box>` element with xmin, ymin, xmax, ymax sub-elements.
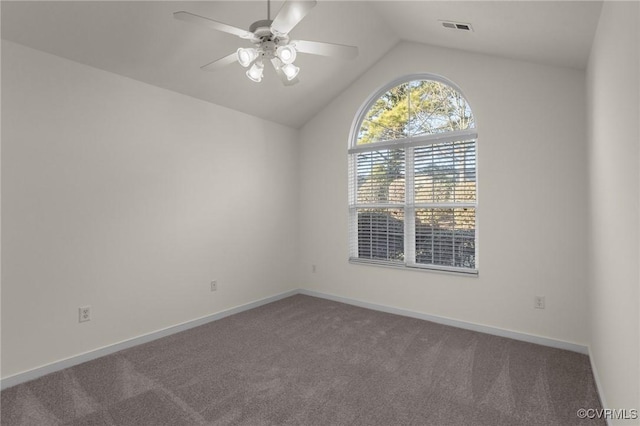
<box><xmin>1</xmin><ymin>287</ymin><xmax>590</xmax><ymax>390</ymax></box>
<box><xmin>0</xmin><ymin>289</ymin><xmax>298</xmax><ymax>390</ymax></box>
<box><xmin>298</xmin><ymin>289</ymin><xmax>589</xmax><ymax>354</ymax></box>
<box><xmin>587</xmin><ymin>347</ymin><xmax>612</xmax><ymax>426</ymax></box>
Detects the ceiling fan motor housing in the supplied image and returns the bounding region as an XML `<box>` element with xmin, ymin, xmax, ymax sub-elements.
<box><xmin>248</xmin><ymin>19</ymin><xmax>292</xmax><ymax>61</ymax></box>
<box><xmin>249</xmin><ymin>19</ymin><xmax>274</xmax><ymax>38</ymax></box>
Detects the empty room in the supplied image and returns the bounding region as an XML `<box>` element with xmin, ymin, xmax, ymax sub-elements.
<box><xmin>1</xmin><ymin>1</ymin><xmax>638</xmax><ymax>425</ymax></box>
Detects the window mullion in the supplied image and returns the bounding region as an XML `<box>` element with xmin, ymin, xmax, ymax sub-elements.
<box><xmin>405</xmin><ymin>146</ymin><xmax>415</xmax><ymax>264</ymax></box>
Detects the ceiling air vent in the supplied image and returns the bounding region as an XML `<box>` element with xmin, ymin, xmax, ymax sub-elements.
<box><xmin>440</xmin><ymin>21</ymin><xmax>473</xmax><ymax>31</ymax></box>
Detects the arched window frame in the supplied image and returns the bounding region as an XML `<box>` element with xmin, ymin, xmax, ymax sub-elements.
<box><xmin>348</xmin><ymin>74</ymin><xmax>479</xmax><ymax>274</ymax></box>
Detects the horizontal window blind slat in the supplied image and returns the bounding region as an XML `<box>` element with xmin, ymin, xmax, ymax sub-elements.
<box><xmin>415</xmin><ymin>207</ymin><xmax>476</xmax><ymax>269</ymax></box>
<box><xmin>353</xmin><ymin>208</ymin><xmax>405</xmax><ymax>262</ymax></box>
<box><xmin>355</xmin><ymin>148</ymin><xmax>405</xmax><ymax>204</ymax></box>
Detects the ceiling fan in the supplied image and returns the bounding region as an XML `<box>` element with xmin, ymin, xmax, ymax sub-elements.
<box><xmin>174</xmin><ymin>0</ymin><xmax>358</xmax><ymax>86</ymax></box>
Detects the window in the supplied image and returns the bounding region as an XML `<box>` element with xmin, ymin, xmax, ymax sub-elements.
<box><xmin>348</xmin><ymin>76</ymin><xmax>478</xmax><ymax>274</ymax></box>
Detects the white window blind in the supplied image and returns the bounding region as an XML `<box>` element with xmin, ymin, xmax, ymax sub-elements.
<box><xmin>348</xmin><ymin>76</ymin><xmax>478</xmax><ymax>274</ymax></box>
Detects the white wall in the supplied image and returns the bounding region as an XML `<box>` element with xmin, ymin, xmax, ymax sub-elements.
<box><xmin>586</xmin><ymin>1</ymin><xmax>640</xmax><ymax>417</ymax></box>
<box><xmin>298</xmin><ymin>41</ymin><xmax>589</xmax><ymax>346</ymax></box>
<box><xmin>1</xmin><ymin>41</ymin><xmax>299</xmax><ymax>378</ymax></box>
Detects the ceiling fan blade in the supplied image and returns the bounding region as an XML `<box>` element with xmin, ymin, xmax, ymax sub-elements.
<box><xmin>174</xmin><ymin>11</ymin><xmax>253</xmax><ymax>39</ymax></box>
<box><xmin>270</xmin><ymin>0</ymin><xmax>317</xmax><ymax>36</ymax></box>
<box><xmin>292</xmin><ymin>40</ymin><xmax>359</xmax><ymax>59</ymax></box>
<box><xmin>201</xmin><ymin>53</ymin><xmax>239</xmax><ymax>71</ymax></box>
<box><xmin>271</xmin><ymin>58</ymin><xmax>300</xmax><ymax>86</ymax></box>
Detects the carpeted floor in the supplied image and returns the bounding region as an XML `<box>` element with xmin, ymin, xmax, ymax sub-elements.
<box><xmin>1</xmin><ymin>294</ymin><xmax>604</xmax><ymax>425</ymax></box>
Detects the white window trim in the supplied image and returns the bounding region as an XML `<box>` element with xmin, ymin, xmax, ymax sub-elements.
<box><xmin>348</xmin><ymin>74</ymin><xmax>479</xmax><ymax>275</ymax></box>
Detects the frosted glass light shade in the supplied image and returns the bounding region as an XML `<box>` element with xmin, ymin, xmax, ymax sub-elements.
<box><xmin>246</xmin><ymin>61</ymin><xmax>264</xmax><ymax>82</ymax></box>
<box><xmin>281</xmin><ymin>63</ymin><xmax>300</xmax><ymax>80</ymax></box>
<box><xmin>237</xmin><ymin>48</ymin><xmax>258</xmax><ymax>68</ymax></box>
<box><xmin>276</xmin><ymin>45</ymin><xmax>297</xmax><ymax>64</ymax></box>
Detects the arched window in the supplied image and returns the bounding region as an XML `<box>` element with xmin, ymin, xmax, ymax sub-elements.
<box><xmin>348</xmin><ymin>75</ymin><xmax>478</xmax><ymax>273</ymax></box>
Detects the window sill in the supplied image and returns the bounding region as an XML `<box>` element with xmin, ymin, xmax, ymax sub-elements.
<box><xmin>348</xmin><ymin>258</ymin><xmax>479</xmax><ymax>277</ymax></box>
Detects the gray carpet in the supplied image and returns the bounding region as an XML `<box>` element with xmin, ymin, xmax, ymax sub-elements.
<box><xmin>1</xmin><ymin>294</ymin><xmax>604</xmax><ymax>425</ymax></box>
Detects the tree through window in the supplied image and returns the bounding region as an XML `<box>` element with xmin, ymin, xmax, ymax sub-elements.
<box><xmin>348</xmin><ymin>76</ymin><xmax>478</xmax><ymax>273</ymax></box>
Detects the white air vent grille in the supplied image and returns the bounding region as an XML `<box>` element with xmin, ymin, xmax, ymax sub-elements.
<box><xmin>440</xmin><ymin>21</ymin><xmax>473</xmax><ymax>31</ymax></box>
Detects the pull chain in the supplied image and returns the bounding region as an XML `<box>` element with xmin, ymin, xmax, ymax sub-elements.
<box><xmin>267</xmin><ymin>0</ymin><xmax>271</xmax><ymax>20</ymax></box>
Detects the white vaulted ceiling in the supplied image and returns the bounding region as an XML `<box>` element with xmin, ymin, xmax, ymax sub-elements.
<box><xmin>1</xmin><ymin>1</ymin><xmax>603</xmax><ymax>128</ymax></box>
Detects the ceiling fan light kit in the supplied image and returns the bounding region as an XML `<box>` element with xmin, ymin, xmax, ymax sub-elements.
<box><xmin>173</xmin><ymin>0</ymin><xmax>358</xmax><ymax>86</ymax></box>
<box><xmin>235</xmin><ymin>34</ymin><xmax>299</xmax><ymax>83</ymax></box>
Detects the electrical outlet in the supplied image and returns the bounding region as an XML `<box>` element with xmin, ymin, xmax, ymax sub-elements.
<box><xmin>210</xmin><ymin>280</ymin><xmax>217</xmax><ymax>292</ymax></box>
<box><xmin>534</xmin><ymin>296</ymin><xmax>545</xmax><ymax>309</ymax></box>
<box><xmin>79</xmin><ymin>306</ymin><xmax>91</xmax><ymax>322</ymax></box>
